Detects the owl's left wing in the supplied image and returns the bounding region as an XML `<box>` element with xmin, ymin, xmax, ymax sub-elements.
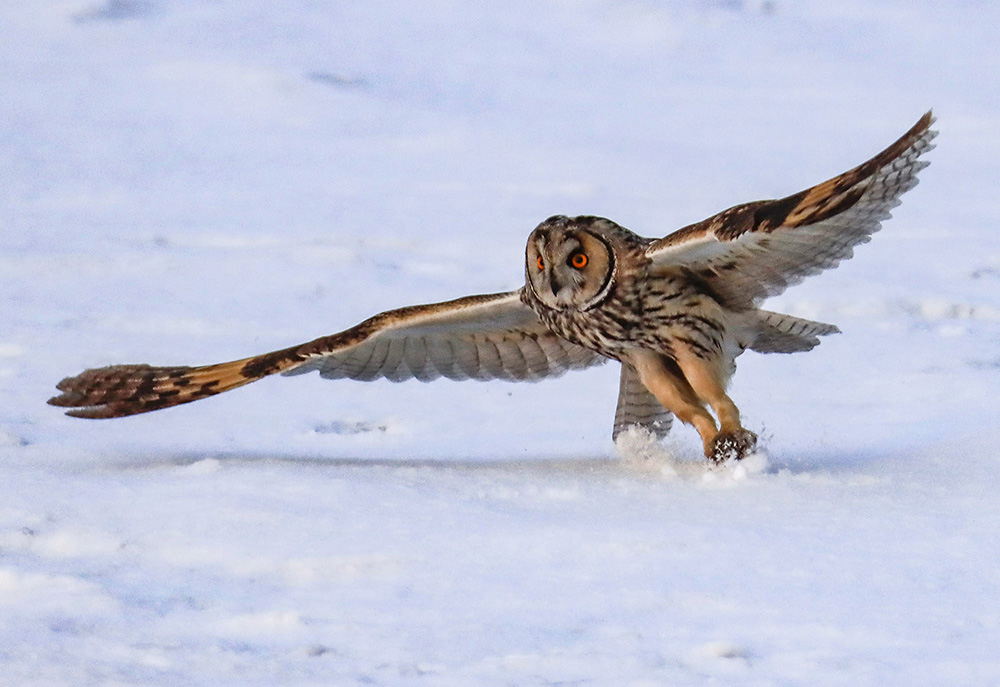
<box><xmin>49</xmin><ymin>290</ymin><xmax>604</xmax><ymax>419</ymax></box>
<box><xmin>646</xmin><ymin>111</ymin><xmax>937</xmax><ymax>310</ymax></box>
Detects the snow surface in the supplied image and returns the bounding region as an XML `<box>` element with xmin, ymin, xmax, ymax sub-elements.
<box><xmin>2</xmin><ymin>1</ymin><xmax>1000</xmax><ymax>684</ymax></box>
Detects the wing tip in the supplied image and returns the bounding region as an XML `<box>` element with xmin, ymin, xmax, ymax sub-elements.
<box><xmin>47</xmin><ymin>360</ymin><xmax>254</xmax><ymax>420</ymax></box>
<box><xmin>47</xmin><ymin>367</ymin><xmax>159</xmax><ymax>419</ymax></box>
<box><xmin>910</xmin><ymin>109</ymin><xmax>937</xmax><ymax>142</ymax></box>
<box><xmin>48</xmin><ymin>390</ymin><xmax>140</xmax><ymax>419</ymax></box>
<box><xmin>63</xmin><ymin>405</ymin><xmax>125</xmax><ymax>419</ymax></box>
<box><xmin>869</xmin><ymin>109</ymin><xmax>938</xmax><ymax>171</ymax></box>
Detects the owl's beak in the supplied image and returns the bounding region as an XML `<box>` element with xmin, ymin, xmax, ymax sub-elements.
<box><xmin>549</xmin><ymin>274</ymin><xmax>564</xmax><ymax>296</ymax></box>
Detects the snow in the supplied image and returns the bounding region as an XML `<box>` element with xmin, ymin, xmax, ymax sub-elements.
<box><xmin>2</xmin><ymin>0</ymin><xmax>1000</xmax><ymax>684</ymax></box>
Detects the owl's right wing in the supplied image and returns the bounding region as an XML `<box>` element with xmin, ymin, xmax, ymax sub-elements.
<box><xmin>48</xmin><ymin>290</ymin><xmax>605</xmax><ymax>419</ymax></box>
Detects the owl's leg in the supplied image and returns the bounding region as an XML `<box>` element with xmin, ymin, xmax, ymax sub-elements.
<box><xmin>671</xmin><ymin>348</ymin><xmax>757</xmax><ymax>462</ymax></box>
<box><xmin>627</xmin><ymin>350</ymin><xmax>718</xmax><ymax>457</ymax></box>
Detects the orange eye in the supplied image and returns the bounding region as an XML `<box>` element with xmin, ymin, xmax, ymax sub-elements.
<box><xmin>570</xmin><ymin>252</ymin><xmax>588</xmax><ymax>269</ymax></box>
<box><xmin>536</xmin><ymin>256</ymin><xmax>545</xmax><ymax>270</ymax></box>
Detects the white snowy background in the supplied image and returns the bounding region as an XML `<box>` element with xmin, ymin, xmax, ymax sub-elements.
<box><xmin>2</xmin><ymin>1</ymin><xmax>999</xmax><ymax>684</ymax></box>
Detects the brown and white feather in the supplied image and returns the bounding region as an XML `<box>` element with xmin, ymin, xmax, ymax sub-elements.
<box><xmin>646</xmin><ymin>111</ymin><xmax>937</xmax><ymax>310</ymax></box>
<box><xmin>613</xmin><ymin>363</ymin><xmax>673</xmax><ymax>440</ymax></box>
<box><xmin>49</xmin><ymin>291</ymin><xmax>604</xmax><ymax>419</ymax></box>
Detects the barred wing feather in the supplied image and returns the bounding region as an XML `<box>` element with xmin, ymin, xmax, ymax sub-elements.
<box><xmin>612</xmin><ymin>363</ymin><xmax>673</xmax><ymax>441</ymax></box>
<box><xmin>48</xmin><ymin>290</ymin><xmax>604</xmax><ymax>419</ymax></box>
<box><xmin>283</xmin><ymin>290</ymin><xmax>603</xmax><ymax>382</ymax></box>
<box><xmin>646</xmin><ymin>111</ymin><xmax>937</xmax><ymax>311</ymax></box>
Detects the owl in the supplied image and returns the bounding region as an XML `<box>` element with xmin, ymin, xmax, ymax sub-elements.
<box><xmin>49</xmin><ymin>112</ymin><xmax>936</xmax><ymax>462</ymax></box>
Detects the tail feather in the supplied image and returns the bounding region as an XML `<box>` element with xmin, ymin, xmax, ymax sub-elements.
<box><xmin>747</xmin><ymin>310</ymin><xmax>840</xmax><ymax>354</ymax></box>
<box><xmin>613</xmin><ymin>362</ymin><xmax>673</xmax><ymax>441</ymax></box>
<box><xmin>48</xmin><ymin>347</ymin><xmax>301</xmax><ymax>418</ymax></box>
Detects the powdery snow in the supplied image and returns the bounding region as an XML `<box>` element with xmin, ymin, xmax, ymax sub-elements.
<box><xmin>2</xmin><ymin>1</ymin><xmax>1000</xmax><ymax>685</ymax></box>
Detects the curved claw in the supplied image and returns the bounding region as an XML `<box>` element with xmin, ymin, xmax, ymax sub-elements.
<box><xmin>709</xmin><ymin>429</ymin><xmax>758</xmax><ymax>464</ymax></box>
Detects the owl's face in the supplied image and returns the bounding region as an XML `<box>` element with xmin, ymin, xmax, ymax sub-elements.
<box><xmin>525</xmin><ymin>216</ymin><xmax>616</xmax><ymax>311</ymax></box>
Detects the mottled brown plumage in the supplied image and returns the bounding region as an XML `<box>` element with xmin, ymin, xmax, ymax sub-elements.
<box><xmin>49</xmin><ymin>112</ymin><xmax>937</xmax><ymax>461</ymax></box>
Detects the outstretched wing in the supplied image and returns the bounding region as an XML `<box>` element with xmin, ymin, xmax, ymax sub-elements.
<box><xmin>646</xmin><ymin>111</ymin><xmax>937</xmax><ymax>310</ymax></box>
<box><xmin>48</xmin><ymin>290</ymin><xmax>604</xmax><ymax>419</ymax></box>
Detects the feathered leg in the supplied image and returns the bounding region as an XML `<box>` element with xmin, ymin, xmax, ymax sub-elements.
<box><xmin>672</xmin><ymin>347</ymin><xmax>757</xmax><ymax>462</ymax></box>
<box><xmin>627</xmin><ymin>350</ymin><xmax>719</xmax><ymax>458</ymax></box>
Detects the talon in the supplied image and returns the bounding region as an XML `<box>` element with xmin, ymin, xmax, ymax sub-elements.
<box><xmin>709</xmin><ymin>429</ymin><xmax>757</xmax><ymax>463</ymax></box>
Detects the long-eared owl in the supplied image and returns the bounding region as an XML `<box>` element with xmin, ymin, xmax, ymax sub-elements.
<box><xmin>50</xmin><ymin>112</ymin><xmax>936</xmax><ymax>462</ymax></box>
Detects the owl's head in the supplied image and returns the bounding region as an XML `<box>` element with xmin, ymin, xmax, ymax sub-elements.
<box><xmin>524</xmin><ymin>215</ymin><xmax>619</xmax><ymax>311</ymax></box>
